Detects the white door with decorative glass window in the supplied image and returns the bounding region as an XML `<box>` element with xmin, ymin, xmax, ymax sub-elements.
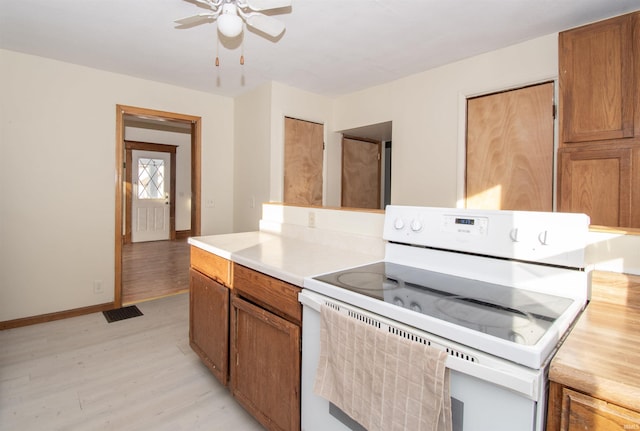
<box><xmin>131</xmin><ymin>150</ymin><xmax>171</xmax><ymax>243</ymax></box>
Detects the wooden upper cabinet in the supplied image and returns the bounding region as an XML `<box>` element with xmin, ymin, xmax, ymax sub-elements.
<box><xmin>558</xmin><ymin>146</ymin><xmax>634</xmax><ymax>227</ymax></box>
<box><xmin>559</xmin><ymin>12</ymin><xmax>639</xmax><ymax>144</ymax></box>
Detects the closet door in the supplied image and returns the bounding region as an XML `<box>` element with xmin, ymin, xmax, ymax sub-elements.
<box><xmin>466</xmin><ymin>82</ymin><xmax>554</xmax><ymax>211</ymax></box>
<box><xmin>341</xmin><ymin>136</ymin><xmax>381</xmax><ymax>209</ymax></box>
<box><xmin>284</xmin><ymin>117</ymin><xmax>324</xmax><ymax>205</ymax></box>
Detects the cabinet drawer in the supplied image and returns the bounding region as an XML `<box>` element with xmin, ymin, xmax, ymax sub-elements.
<box><xmin>233</xmin><ymin>263</ymin><xmax>302</xmax><ymax>325</ymax></box>
<box><xmin>190</xmin><ymin>246</ymin><xmax>232</xmax><ymax>287</ymax></box>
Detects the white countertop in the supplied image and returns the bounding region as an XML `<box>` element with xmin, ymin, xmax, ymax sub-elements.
<box><xmin>188</xmin><ymin>232</ymin><xmax>383</xmax><ymax>286</ymax></box>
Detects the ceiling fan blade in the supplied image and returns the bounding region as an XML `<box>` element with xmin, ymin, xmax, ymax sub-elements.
<box><xmin>174</xmin><ymin>13</ymin><xmax>218</xmax><ymax>25</ymax></box>
<box><xmin>245</xmin><ymin>0</ymin><xmax>292</xmax><ymax>11</ymax></box>
<box><xmin>245</xmin><ymin>13</ymin><xmax>285</xmax><ymax>37</ymax></box>
<box><xmin>184</xmin><ymin>0</ymin><xmax>222</xmax><ymax>9</ymax></box>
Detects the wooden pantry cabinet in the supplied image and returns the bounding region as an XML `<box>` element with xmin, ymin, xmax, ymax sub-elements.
<box><xmin>189</xmin><ymin>246</ymin><xmax>232</xmax><ymax>386</ymax></box>
<box><xmin>230</xmin><ymin>263</ymin><xmax>302</xmax><ymax>431</ymax></box>
<box><xmin>557</xmin><ymin>11</ymin><xmax>640</xmax><ymax>228</ymax></box>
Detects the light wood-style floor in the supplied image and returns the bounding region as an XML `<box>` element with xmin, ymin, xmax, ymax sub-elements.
<box><xmin>0</xmin><ymin>293</ymin><xmax>264</xmax><ymax>431</ymax></box>
<box><xmin>122</xmin><ymin>239</ymin><xmax>190</xmax><ymax>305</ymax></box>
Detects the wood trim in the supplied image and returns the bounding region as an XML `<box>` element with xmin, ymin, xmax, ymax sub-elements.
<box><xmin>176</xmin><ymin>229</ymin><xmax>192</xmax><ymax>239</ymax></box>
<box><xmin>125</xmin><ymin>141</ymin><xmax>178</xmax><ymax>153</ymax></box>
<box><xmin>191</xmin><ymin>121</ymin><xmax>201</xmax><ymax>236</ymax></box>
<box><xmin>0</xmin><ymin>302</ymin><xmax>115</xmax><ymax>330</ymax></box>
<box><xmin>124</xmin><ymin>141</ymin><xmax>178</xmax><ymax>244</ymax></box>
<box><xmin>115</xmin><ymin>106</ymin><xmax>125</xmax><ymax>307</ymax></box>
<box><xmin>115</xmin><ymin>104</ymin><xmax>202</xmax><ymax>308</ymax></box>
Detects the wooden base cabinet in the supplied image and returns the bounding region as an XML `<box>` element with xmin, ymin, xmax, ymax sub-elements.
<box><xmin>547</xmin><ymin>382</ymin><xmax>640</xmax><ymax>431</ymax></box>
<box><xmin>189</xmin><ymin>246</ymin><xmax>233</xmax><ymax>386</ymax></box>
<box><xmin>231</xmin><ymin>263</ymin><xmax>302</xmax><ymax>431</ymax></box>
<box><xmin>189</xmin><ymin>268</ymin><xmax>229</xmax><ymax>385</ymax></box>
<box><xmin>230</xmin><ymin>295</ymin><xmax>301</xmax><ymax>431</ymax></box>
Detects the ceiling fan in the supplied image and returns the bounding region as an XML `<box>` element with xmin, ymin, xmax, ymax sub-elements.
<box><xmin>175</xmin><ymin>0</ymin><xmax>292</xmax><ymax>39</ymax></box>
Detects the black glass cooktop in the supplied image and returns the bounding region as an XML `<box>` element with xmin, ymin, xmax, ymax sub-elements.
<box><xmin>313</xmin><ymin>262</ymin><xmax>574</xmax><ymax>345</ymax></box>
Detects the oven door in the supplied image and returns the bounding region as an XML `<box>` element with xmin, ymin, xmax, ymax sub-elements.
<box><xmin>300</xmin><ymin>290</ymin><xmax>547</xmax><ymax>431</ymax></box>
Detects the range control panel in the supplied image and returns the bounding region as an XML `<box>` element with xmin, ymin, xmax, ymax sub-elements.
<box><xmin>442</xmin><ymin>215</ymin><xmax>488</xmax><ymax>236</ymax></box>
<box><xmin>383</xmin><ymin>205</ymin><xmax>591</xmax><ymax>268</ymax></box>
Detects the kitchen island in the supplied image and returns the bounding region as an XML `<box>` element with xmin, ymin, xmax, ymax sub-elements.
<box><xmin>187</xmin><ymin>204</ymin><xmax>385</xmax><ymax>431</ymax></box>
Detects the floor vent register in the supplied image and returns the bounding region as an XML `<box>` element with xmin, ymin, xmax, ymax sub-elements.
<box><xmin>103</xmin><ymin>305</ymin><xmax>143</xmax><ymax>323</ymax></box>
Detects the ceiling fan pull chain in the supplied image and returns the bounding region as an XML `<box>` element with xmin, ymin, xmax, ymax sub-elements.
<box><xmin>215</xmin><ymin>33</ymin><xmax>220</xmax><ymax>67</ymax></box>
<box><xmin>240</xmin><ymin>24</ymin><xmax>245</xmax><ymax>65</ymax></box>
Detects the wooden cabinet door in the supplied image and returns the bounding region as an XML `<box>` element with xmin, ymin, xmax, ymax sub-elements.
<box><xmin>558</xmin><ymin>146</ymin><xmax>633</xmax><ymax>227</ymax></box>
<box><xmin>558</xmin><ymin>387</ymin><xmax>640</xmax><ymax>431</ymax></box>
<box><xmin>230</xmin><ymin>295</ymin><xmax>301</xmax><ymax>431</ymax></box>
<box><xmin>559</xmin><ymin>13</ymin><xmax>638</xmax><ymax>143</ymax></box>
<box><xmin>341</xmin><ymin>137</ymin><xmax>381</xmax><ymax>209</ymax></box>
<box><xmin>189</xmin><ymin>268</ymin><xmax>230</xmax><ymax>386</ymax></box>
<box><xmin>466</xmin><ymin>82</ymin><xmax>554</xmax><ymax>211</ymax></box>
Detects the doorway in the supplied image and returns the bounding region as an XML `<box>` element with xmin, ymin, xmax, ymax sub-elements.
<box><xmin>115</xmin><ymin>105</ymin><xmax>202</xmax><ymax>307</ymax></box>
<box><xmin>125</xmin><ymin>142</ymin><xmax>177</xmax><ymax>244</ymax></box>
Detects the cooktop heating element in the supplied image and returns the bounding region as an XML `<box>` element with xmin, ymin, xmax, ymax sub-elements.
<box><xmin>314</xmin><ymin>261</ymin><xmax>574</xmax><ymax>346</ymax></box>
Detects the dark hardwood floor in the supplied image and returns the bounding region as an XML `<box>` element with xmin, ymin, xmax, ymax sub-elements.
<box><xmin>122</xmin><ymin>238</ymin><xmax>190</xmax><ymax>305</ymax></box>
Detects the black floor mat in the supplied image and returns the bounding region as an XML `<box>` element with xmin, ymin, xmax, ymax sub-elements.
<box><xmin>103</xmin><ymin>305</ymin><xmax>143</xmax><ymax>323</ymax></box>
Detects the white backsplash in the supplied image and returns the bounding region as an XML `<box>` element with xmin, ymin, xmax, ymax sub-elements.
<box><xmin>259</xmin><ymin>203</ymin><xmax>385</xmax><ymax>257</ymax></box>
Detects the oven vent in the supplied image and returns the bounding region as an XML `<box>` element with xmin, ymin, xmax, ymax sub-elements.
<box><xmin>323</xmin><ymin>298</ymin><xmax>479</xmax><ymax>365</ymax></box>
<box><xmin>388</xmin><ymin>327</ymin><xmax>432</xmax><ymax>346</ymax></box>
<box><xmin>446</xmin><ymin>347</ymin><xmax>477</xmax><ymax>363</ymax></box>
<box><xmin>324</xmin><ymin>301</ymin><xmax>340</xmax><ymax>312</ymax></box>
<box><xmin>347</xmin><ymin>309</ymin><xmax>383</xmax><ymax>329</ymax></box>
<box><xmin>387</xmin><ymin>325</ymin><xmax>478</xmax><ymax>364</ymax></box>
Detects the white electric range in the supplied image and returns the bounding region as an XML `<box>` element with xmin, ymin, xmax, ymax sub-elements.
<box><xmin>300</xmin><ymin>205</ymin><xmax>591</xmax><ymax>431</ymax></box>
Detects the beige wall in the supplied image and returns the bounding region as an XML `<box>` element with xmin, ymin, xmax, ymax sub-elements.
<box><xmin>332</xmin><ymin>34</ymin><xmax>558</xmax><ymax>208</ymax></box>
<box><xmin>0</xmin><ymin>49</ymin><xmax>234</xmax><ymax>321</ymax></box>
<box><xmin>233</xmin><ymin>81</ymin><xmax>335</xmax><ymax>233</ymax></box>
<box><xmin>233</xmin><ymin>82</ymin><xmax>271</xmax><ymax>232</ymax></box>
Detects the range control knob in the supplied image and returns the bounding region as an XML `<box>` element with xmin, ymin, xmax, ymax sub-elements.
<box><xmin>394</xmin><ymin>218</ymin><xmax>405</xmax><ymax>230</ymax></box>
<box><xmin>538</xmin><ymin>230</ymin><xmax>550</xmax><ymax>245</ymax></box>
<box><xmin>410</xmin><ymin>219</ymin><xmax>423</xmax><ymax>232</ymax></box>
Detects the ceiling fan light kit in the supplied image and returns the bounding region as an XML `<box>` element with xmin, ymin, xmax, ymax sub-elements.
<box><xmin>217</xmin><ymin>3</ymin><xmax>243</xmax><ymax>38</ymax></box>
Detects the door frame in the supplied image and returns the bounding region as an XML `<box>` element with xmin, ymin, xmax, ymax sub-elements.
<box><xmin>125</xmin><ymin>141</ymin><xmax>177</xmax><ymax>244</ymax></box>
<box><xmin>115</xmin><ymin>105</ymin><xmax>202</xmax><ymax>308</ymax></box>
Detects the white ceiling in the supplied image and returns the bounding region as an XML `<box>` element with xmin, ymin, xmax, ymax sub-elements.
<box><xmin>1</xmin><ymin>0</ymin><xmax>638</xmax><ymax>99</ymax></box>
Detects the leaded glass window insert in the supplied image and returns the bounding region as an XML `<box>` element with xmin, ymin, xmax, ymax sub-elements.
<box><xmin>137</xmin><ymin>158</ymin><xmax>165</xmax><ymax>199</ymax></box>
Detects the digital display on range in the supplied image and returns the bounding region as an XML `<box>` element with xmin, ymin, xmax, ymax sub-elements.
<box><xmin>455</xmin><ymin>218</ymin><xmax>475</xmax><ymax>226</ymax></box>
